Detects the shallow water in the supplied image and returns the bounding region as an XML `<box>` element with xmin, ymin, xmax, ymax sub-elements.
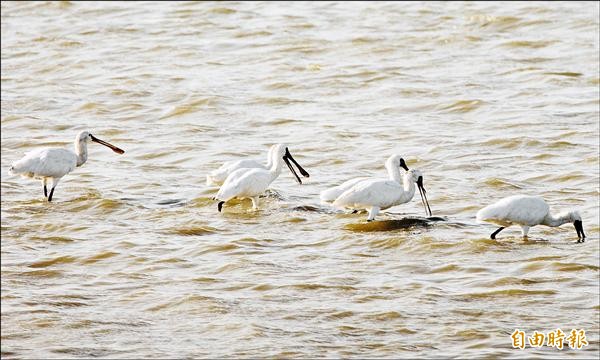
<box><xmin>1</xmin><ymin>1</ymin><xmax>599</xmax><ymax>358</ymax></box>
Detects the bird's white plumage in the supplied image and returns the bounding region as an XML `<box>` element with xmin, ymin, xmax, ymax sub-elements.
<box><xmin>320</xmin><ymin>177</ymin><xmax>369</xmax><ymax>204</ymax></box>
<box><xmin>207</xmin><ymin>145</ymin><xmax>275</xmax><ymax>186</ymax></box>
<box><xmin>10</xmin><ymin>148</ymin><xmax>77</xmax><ymax>179</ymax></box>
<box><xmin>215</xmin><ymin>143</ymin><xmax>306</xmax><ymax>211</ymax></box>
<box><xmin>9</xmin><ymin>130</ymin><xmax>124</xmax><ymax>201</ymax></box>
<box><xmin>320</xmin><ymin>154</ymin><xmax>408</xmax><ymax>204</ymax></box>
<box><xmin>333</xmin><ymin>178</ymin><xmax>409</xmax><ymax>210</ymax></box>
<box><xmin>476</xmin><ymin>195</ymin><xmax>549</xmax><ymax>227</ymax></box>
<box><xmin>476</xmin><ymin>195</ymin><xmax>584</xmax><ymax>239</ymax></box>
<box><xmin>333</xmin><ymin>167</ymin><xmax>425</xmax><ymax>221</ymax></box>
<box><xmin>216</xmin><ymin>167</ymin><xmax>274</xmax><ymax>202</ymax></box>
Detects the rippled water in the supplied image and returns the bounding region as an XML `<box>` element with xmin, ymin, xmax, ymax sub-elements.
<box><xmin>1</xmin><ymin>1</ymin><xmax>599</xmax><ymax>358</ymax></box>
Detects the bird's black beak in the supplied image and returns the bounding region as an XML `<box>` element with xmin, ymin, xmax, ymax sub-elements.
<box><xmin>90</xmin><ymin>134</ymin><xmax>125</xmax><ymax>154</ymax></box>
<box><xmin>400</xmin><ymin>158</ymin><xmax>409</xmax><ymax>171</ymax></box>
<box><xmin>416</xmin><ymin>176</ymin><xmax>432</xmax><ymax>217</ymax></box>
<box><xmin>283</xmin><ymin>148</ymin><xmax>309</xmax><ymax>184</ymax></box>
<box><xmin>574</xmin><ymin>220</ymin><xmax>585</xmax><ymax>242</ymax></box>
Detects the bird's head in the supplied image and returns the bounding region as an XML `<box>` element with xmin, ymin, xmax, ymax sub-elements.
<box><xmin>76</xmin><ymin>131</ymin><xmax>92</xmax><ymax>143</ymax></box>
<box><xmin>407</xmin><ymin>169</ymin><xmax>423</xmax><ymax>182</ymax></box>
<box><xmin>271</xmin><ymin>143</ymin><xmax>309</xmax><ymax>184</ymax></box>
<box><xmin>570</xmin><ymin>211</ymin><xmax>585</xmax><ymax>241</ymax></box>
<box><xmin>407</xmin><ymin>169</ymin><xmax>432</xmax><ymax>217</ymax></box>
<box><xmin>76</xmin><ymin>131</ymin><xmax>124</xmax><ymax>154</ymax></box>
<box><xmin>386</xmin><ymin>155</ymin><xmax>409</xmax><ymax>172</ymax></box>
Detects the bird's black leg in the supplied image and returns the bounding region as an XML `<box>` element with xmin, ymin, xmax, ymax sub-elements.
<box><xmin>48</xmin><ymin>187</ymin><xmax>55</xmax><ymax>202</ymax></box>
<box><xmin>217</xmin><ymin>201</ymin><xmax>224</xmax><ymax>212</ymax></box>
<box><xmin>44</xmin><ymin>185</ymin><xmax>48</xmax><ymax>198</ymax></box>
<box><xmin>490</xmin><ymin>227</ymin><xmax>505</xmax><ymax>239</ymax></box>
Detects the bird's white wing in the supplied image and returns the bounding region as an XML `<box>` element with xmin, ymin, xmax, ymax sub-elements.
<box><xmin>333</xmin><ymin>179</ymin><xmax>402</xmax><ymax>210</ymax></box>
<box><xmin>477</xmin><ymin>195</ymin><xmax>549</xmax><ymax>226</ymax></box>
<box><xmin>320</xmin><ymin>177</ymin><xmax>370</xmax><ymax>203</ymax></box>
<box><xmin>10</xmin><ymin>148</ymin><xmax>77</xmax><ymax>178</ymax></box>
<box><xmin>208</xmin><ymin>159</ymin><xmax>264</xmax><ymax>185</ymax></box>
<box><xmin>216</xmin><ymin>168</ymin><xmax>271</xmax><ymax>201</ymax></box>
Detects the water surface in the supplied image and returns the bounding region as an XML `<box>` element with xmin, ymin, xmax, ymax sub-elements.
<box><xmin>1</xmin><ymin>1</ymin><xmax>599</xmax><ymax>358</ymax></box>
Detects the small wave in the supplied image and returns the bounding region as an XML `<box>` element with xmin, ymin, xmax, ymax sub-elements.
<box><xmin>502</xmin><ymin>40</ymin><xmax>554</xmax><ymax>48</ymax></box>
<box><xmin>59</xmin><ymin>40</ymin><xmax>83</xmax><ymax>47</ymax></box>
<box><xmin>369</xmin><ymin>237</ymin><xmax>406</xmax><ymax>249</ymax></box>
<box><xmin>545</xmin><ymin>140</ymin><xmax>577</xmax><ymax>149</ymax></box>
<box><xmin>345</xmin><ymin>217</ymin><xmax>444</xmax><ymax>232</ymax></box>
<box><xmin>551</xmin><ymin>262</ymin><xmax>599</xmax><ymax>272</ymax></box>
<box><xmin>271</xmin><ymin>118</ymin><xmax>302</xmax><ymax>125</ymax></box>
<box><xmin>264</xmin><ymin>82</ymin><xmax>295</xmax><ymax>90</ymax></box>
<box><xmin>172</xmin><ymin>226</ymin><xmax>216</xmax><ymax>236</ymax></box>
<box><xmin>20</xmin><ymin>270</ymin><xmax>63</xmax><ymax>278</ymax></box>
<box><xmin>429</xmin><ymin>264</ymin><xmax>461</xmax><ymax>273</ymax></box>
<box><xmin>290</xmin><ymin>204</ymin><xmax>327</xmax><ymax>213</ymax></box>
<box><xmin>543</xmin><ymin>71</ymin><xmax>582</xmax><ymax>77</ymax></box>
<box><xmin>234</xmin><ymin>30</ymin><xmax>272</xmax><ymax>38</ymax></box>
<box><xmin>28</xmin><ymin>235</ymin><xmax>75</xmax><ymax>243</ymax></box>
<box><xmin>160</xmin><ymin>98</ymin><xmax>215</xmax><ymax>119</ymax></box>
<box><xmin>208</xmin><ymin>7</ymin><xmax>236</xmax><ymax>14</ymax></box>
<box><xmin>81</xmin><ymin>251</ymin><xmax>119</xmax><ymax>264</ymax></box>
<box><xmin>478</xmin><ymin>276</ymin><xmax>562</xmax><ymax>287</ymax></box>
<box><xmin>480</xmin><ymin>137</ymin><xmax>542</xmax><ymax>149</ymax></box>
<box><xmin>351</xmin><ymin>36</ymin><xmax>382</xmax><ymax>44</ymax></box>
<box><xmin>326</xmin><ymin>311</ymin><xmax>355</xmax><ymax>320</ymax></box>
<box><xmin>469</xmin><ymin>15</ymin><xmax>551</xmax><ymax>32</ymax></box>
<box><xmin>363</xmin><ymin>311</ymin><xmax>404</xmax><ymax>321</ymax></box>
<box><xmin>438</xmin><ymin>100</ymin><xmax>484</xmax><ymax>113</ymax></box>
<box><xmin>251</xmin><ymin>97</ymin><xmax>310</xmax><ymax>105</ymax></box>
<box><xmin>156</xmin><ymin>198</ymin><xmax>186</xmax><ymax>206</ymax></box>
<box><xmin>287</xmin><ymin>283</ymin><xmax>357</xmax><ymax>291</ymax></box>
<box><xmin>482</xmin><ymin>178</ymin><xmax>523</xmax><ymax>189</ymax></box>
<box><xmin>29</xmin><ymin>256</ymin><xmax>78</xmax><ymax>268</ymax></box>
<box><xmin>93</xmin><ymin>198</ymin><xmax>125</xmax><ymax>211</ymax></box>
<box><xmin>196</xmin><ymin>243</ymin><xmax>239</xmax><ymax>255</ymax></box>
<box><xmin>459</xmin><ymin>289</ymin><xmax>557</xmax><ymax>299</ymax></box>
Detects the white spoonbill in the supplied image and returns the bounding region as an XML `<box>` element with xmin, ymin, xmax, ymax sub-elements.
<box><xmin>320</xmin><ymin>155</ymin><xmax>409</xmax><ymax>204</ymax></box>
<box><xmin>206</xmin><ymin>145</ymin><xmax>276</xmax><ymax>186</ymax></box>
<box><xmin>9</xmin><ymin>130</ymin><xmax>124</xmax><ymax>202</ymax></box>
<box><xmin>476</xmin><ymin>195</ymin><xmax>585</xmax><ymax>241</ymax></box>
<box><xmin>332</xmin><ymin>162</ymin><xmax>432</xmax><ymax>221</ymax></box>
<box><xmin>215</xmin><ymin>144</ymin><xmax>309</xmax><ymax>212</ymax></box>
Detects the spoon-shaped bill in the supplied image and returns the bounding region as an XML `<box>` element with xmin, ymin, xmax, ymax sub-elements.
<box><xmin>416</xmin><ymin>176</ymin><xmax>432</xmax><ymax>217</ymax></box>
<box><xmin>284</xmin><ymin>148</ymin><xmax>309</xmax><ymax>178</ymax></box>
<box><xmin>574</xmin><ymin>220</ymin><xmax>585</xmax><ymax>240</ymax></box>
<box><xmin>91</xmin><ymin>134</ymin><xmax>125</xmax><ymax>154</ymax></box>
<box><xmin>283</xmin><ymin>155</ymin><xmax>302</xmax><ymax>184</ymax></box>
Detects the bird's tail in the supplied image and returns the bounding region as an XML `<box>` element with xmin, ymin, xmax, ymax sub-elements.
<box><xmin>475</xmin><ymin>206</ymin><xmax>492</xmax><ymax>223</ymax></box>
<box><xmin>206</xmin><ymin>170</ymin><xmax>227</xmax><ymax>186</ymax></box>
<box><xmin>319</xmin><ymin>189</ymin><xmax>337</xmax><ymax>204</ymax></box>
<box><xmin>206</xmin><ymin>174</ymin><xmax>218</xmax><ymax>186</ymax></box>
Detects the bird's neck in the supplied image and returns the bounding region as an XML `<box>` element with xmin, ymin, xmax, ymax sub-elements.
<box><xmin>75</xmin><ymin>141</ymin><xmax>88</xmax><ymax>166</ymax></box>
<box><xmin>386</xmin><ymin>163</ymin><xmax>403</xmax><ymax>182</ymax></box>
<box><xmin>402</xmin><ymin>175</ymin><xmax>416</xmax><ymax>199</ymax></box>
<box><xmin>265</xmin><ymin>147</ymin><xmax>274</xmax><ymax>169</ymax></box>
<box><xmin>269</xmin><ymin>156</ymin><xmax>283</xmax><ymax>178</ymax></box>
<box><xmin>542</xmin><ymin>211</ymin><xmax>573</xmax><ymax>227</ymax></box>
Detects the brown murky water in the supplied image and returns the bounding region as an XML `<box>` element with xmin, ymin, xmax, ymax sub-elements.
<box><xmin>1</xmin><ymin>1</ymin><xmax>599</xmax><ymax>358</ymax></box>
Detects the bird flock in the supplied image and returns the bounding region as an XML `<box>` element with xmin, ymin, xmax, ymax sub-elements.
<box><xmin>8</xmin><ymin>131</ymin><xmax>586</xmax><ymax>242</ymax></box>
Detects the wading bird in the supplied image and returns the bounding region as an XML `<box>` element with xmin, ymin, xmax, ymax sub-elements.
<box><xmin>215</xmin><ymin>144</ymin><xmax>309</xmax><ymax>212</ymax></box>
<box><xmin>320</xmin><ymin>155</ymin><xmax>409</xmax><ymax>204</ymax></box>
<box><xmin>332</xmin><ymin>160</ymin><xmax>432</xmax><ymax>221</ymax></box>
<box><xmin>9</xmin><ymin>131</ymin><xmax>124</xmax><ymax>201</ymax></box>
<box><xmin>476</xmin><ymin>195</ymin><xmax>585</xmax><ymax>241</ymax></box>
<box><xmin>206</xmin><ymin>145</ymin><xmax>276</xmax><ymax>186</ymax></box>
